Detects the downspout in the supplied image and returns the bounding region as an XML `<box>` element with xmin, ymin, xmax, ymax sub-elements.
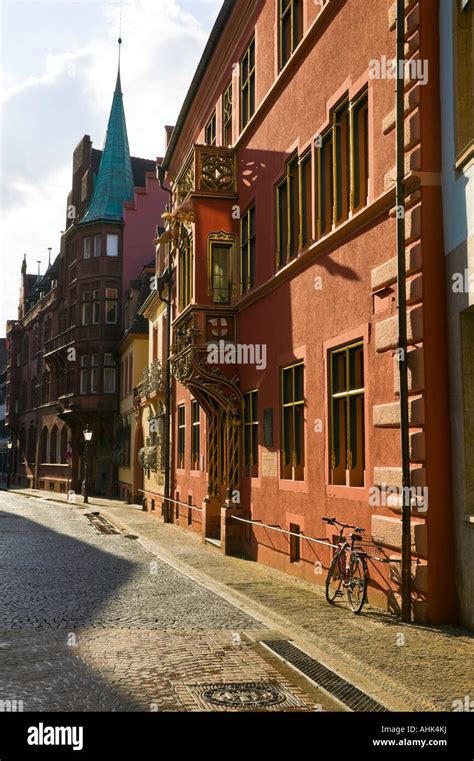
<box><xmin>396</xmin><ymin>0</ymin><xmax>412</xmax><ymax>623</ymax></box>
<box><xmin>158</xmin><ymin>164</ymin><xmax>173</xmax><ymax>524</ymax></box>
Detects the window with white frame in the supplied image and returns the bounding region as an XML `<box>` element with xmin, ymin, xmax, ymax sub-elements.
<box><xmin>106</xmin><ymin>234</ymin><xmax>119</xmax><ymax>257</ymax></box>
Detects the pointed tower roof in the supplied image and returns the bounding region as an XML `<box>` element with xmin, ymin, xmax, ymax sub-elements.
<box><xmin>80</xmin><ymin>40</ymin><xmax>134</xmax><ymax>225</ymax></box>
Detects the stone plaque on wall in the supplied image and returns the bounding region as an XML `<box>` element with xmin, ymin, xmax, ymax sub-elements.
<box><xmin>261</xmin><ymin>451</ymin><xmax>278</xmax><ymax>477</ymax></box>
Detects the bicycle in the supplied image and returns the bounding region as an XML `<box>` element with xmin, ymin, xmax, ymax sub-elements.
<box><xmin>323</xmin><ymin>517</ymin><xmax>369</xmax><ymax>614</ymax></box>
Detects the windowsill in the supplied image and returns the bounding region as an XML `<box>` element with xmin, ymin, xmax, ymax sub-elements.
<box><xmin>326</xmin><ymin>484</ymin><xmax>369</xmax><ymax>501</ymax></box>
<box><xmin>278</xmin><ymin>478</ymin><xmax>308</xmax><ymax>494</ymax></box>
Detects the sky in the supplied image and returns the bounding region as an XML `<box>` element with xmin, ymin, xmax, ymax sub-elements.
<box><xmin>0</xmin><ymin>0</ymin><xmax>223</xmax><ymax>335</ymax></box>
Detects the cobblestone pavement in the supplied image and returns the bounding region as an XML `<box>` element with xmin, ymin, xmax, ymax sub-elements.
<box><xmin>0</xmin><ymin>491</ymin><xmax>335</xmax><ymax>712</ymax></box>
<box><xmin>18</xmin><ymin>488</ymin><xmax>472</xmax><ymax>713</ymax></box>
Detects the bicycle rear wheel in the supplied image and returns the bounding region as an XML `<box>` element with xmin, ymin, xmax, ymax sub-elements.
<box><xmin>347</xmin><ymin>553</ymin><xmax>367</xmax><ymax>614</ymax></box>
<box><xmin>325</xmin><ymin>551</ymin><xmax>344</xmax><ymax>604</ymax></box>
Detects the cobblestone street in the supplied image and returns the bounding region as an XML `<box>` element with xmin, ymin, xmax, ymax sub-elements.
<box><xmin>2</xmin><ymin>489</ymin><xmax>474</xmax><ymax>714</ymax></box>
<box><xmin>0</xmin><ymin>491</ymin><xmax>335</xmax><ymax>712</ymax></box>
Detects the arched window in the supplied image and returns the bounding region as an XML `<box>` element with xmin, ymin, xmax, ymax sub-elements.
<box><xmin>39</xmin><ymin>427</ymin><xmax>48</xmax><ymax>463</ymax></box>
<box><xmin>49</xmin><ymin>426</ymin><xmax>58</xmax><ymax>463</ymax></box>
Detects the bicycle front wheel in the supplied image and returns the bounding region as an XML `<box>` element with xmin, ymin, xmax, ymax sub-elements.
<box><xmin>325</xmin><ymin>552</ymin><xmax>344</xmax><ymax>604</ymax></box>
<box><xmin>347</xmin><ymin>554</ymin><xmax>367</xmax><ymax>614</ymax></box>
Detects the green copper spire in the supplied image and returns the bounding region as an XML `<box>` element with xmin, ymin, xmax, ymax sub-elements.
<box><xmin>81</xmin><ymin>40</ymin><xmax>134</xmax><ymax>224</ymax></box>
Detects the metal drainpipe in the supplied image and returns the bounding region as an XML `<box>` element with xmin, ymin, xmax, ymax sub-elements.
<box><xmin>158</xmin><ymin>165</ymin><xmax>173</xmax><ymax>524</ymax></box>
<box><xmin>396</xmin><ymin>0</ymin><xmax>412</xmax><ymax>623</ymax></box>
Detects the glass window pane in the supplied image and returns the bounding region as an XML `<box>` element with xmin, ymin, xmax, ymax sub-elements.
<box><xmin>212</xmin><ymin>245</ymin><xmax>230</xmax><ymax>303</ymax></box>
<box><xmin>331</xmin><ymin>351</ymin><xmax>346</xmax><ymax>394</ymax></box>
<box><xmin>106</xmin><ymin>234</ymin><xmax>119</xmax><ymax>257</ymax></box>
<box><xmin>294</xmin><ymin>363</ymin><xmax>304</xmax><ymax>401</ymax></box>
<box><xmin>283</xmin><ymin>367</ymin><xmax>293</xmax><ymax>404</ymax></box>
<box><xmin>283</xmin><ymin>407</ymin><xmax>292</xmax><ymax>463</ymax></box>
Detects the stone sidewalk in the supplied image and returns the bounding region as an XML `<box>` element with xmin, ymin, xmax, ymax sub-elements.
<box><xmin>6</xmin><ymin>487</ymin><xmax>474</xmax><ymax>712</ymax></box>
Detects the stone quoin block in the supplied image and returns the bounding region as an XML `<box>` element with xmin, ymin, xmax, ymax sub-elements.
<box><xmin>409</xmin><ymin>431</ymin><xmax>426</xmax><ymax>461</ymax></box>
<box><xmin>406</xmin><ymin>4</ymin><xmax>420</xmax><ymax>37</ymax></box>
<box><xmin>405</xmin><ymin>205</ymin><xmax>421</xmax><ymax>243</ymax></box>
<box><xmin>405</xmin><ymin>29</ymin><xmax>420</xmax><ymax>57</ymax></box>
<box><xmin>406</xmin><ymin>273</ymin><xmax>423</xmax><ymax>304</ymax></box>
<box><xmin>410</xmin><ymin>466</ymin><xmax>426</xmax><ymax>488</ymax></box>
<box><xmin>373</xmin><ymin>395</ymin><xmax>425</xmax><ymax>427</ymax></box>
<box><xmin>404</xmin><ymin>109</ymin><xmax>421</xmax><ymax>151</ymax></box>
<box><xmin>371</xmin><ymin>514</ymin><xmax>427</xmax><ymax>558</ymax></box>
<box><xmin>382</xmin><ymin>86</ymin><xmax>420</xmax><ymax>135</ymax></box>
<box><xmin>407</xmin><ymin>146</ymin><xmax>422</xmax><ymax>173</ymax></box>
<box><xmin>370</xmin><ymin>244</ymin><xmax>422</xmax><ymax>292</ymax></box>
<box><xmin>373</xmin><ymin>467</ymin><xmax>403</xmax><ymax>488</ymax></box>
<box><xmin>394</xmin><ymin>346</ymin><xmax>425</xmax><ymax>394</ymax></box>
<box><xmin>388</xmin><ymin>0</ymin><xmax>417</xmax><ymax>31</ymax></box>
<box><xmin>375</xmin><ymin>304</ymin><xmax>423</xmax><ymax>352</ymax></box>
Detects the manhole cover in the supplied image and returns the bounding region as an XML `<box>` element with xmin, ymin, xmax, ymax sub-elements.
<box><xmin>202</xmin><ymin>682</ymin><xmax>287</xmax><ymax>708</ymax></box>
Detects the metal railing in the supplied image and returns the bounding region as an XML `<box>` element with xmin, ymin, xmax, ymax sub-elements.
<box><xmin>139</xmin><ymin>491</ymin><xmax>203</xmax><ymax>512</ymax></box>
<box><xmin>231</xmin><ymin>515</ymin><xmax>399</xmax><ymax>563</ymax></box>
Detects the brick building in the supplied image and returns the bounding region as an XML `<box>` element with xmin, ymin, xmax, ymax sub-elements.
<box><xmin>151</xmin><ymin>0</ymin><xmax>457</xmax><ymax>623</ymax></box>
<box><xmin>5</xmin><ymin>58</ymin><xmax>167</xmax><ymax>497</ymax></box>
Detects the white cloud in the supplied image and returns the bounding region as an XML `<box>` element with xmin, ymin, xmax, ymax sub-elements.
<box><xmin>0</xmin><ymin>50</ymin><xmax>89</xmax><ymax>107</ymax></box>
<box><xmin>0</xmin><ymin>162</ymin><xmax>70</xmax><ymax>322</ymax></box>
<box><xmin>0</xmin><ymin>0</ymin><xmax>223</xmax><ymax>333</ymax></box>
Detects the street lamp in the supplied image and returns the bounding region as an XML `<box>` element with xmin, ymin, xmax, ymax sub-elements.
<box><xmin>6</xmin><ymin>440</ymin><xmax>12</xmax><ymax>490</ymax></box>
<box><xmin>82</xmin><ymin>427</ymin><xmax>93</xmax><ymax>504</ymax></box>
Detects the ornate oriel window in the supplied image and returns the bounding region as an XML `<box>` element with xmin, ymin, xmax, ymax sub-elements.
<box><xmin>281</xmin><ymin>361</ymin><xmax>304</xmax><ymax>481</ymax></box>
<box><xmin>316</xmin><ymin>87</ymin><xmax>369</xmax><ymax>237</ymax></box>
<box><xmin>279</xmin><ymin>0</ymin><xmax>303</xmax><ymax>70</ymax></box>
<box><xmin>222</xmin><ymin>80</ymin><xmax>233</xmax><ymax>146</ymax></box>
<box><xmin>329</xmin><ymin>341</ymin><xmax>365</xmax><ymax>487</ymax></box>
<box><xmin>240</xmin><ymin>204</ymin><xmax>256</xmax><ymax>293</ymax></box>
<box><xmin>243</xmin><ymin>389</ymin><xmax>259</xmax><ymax>478</ymax></box>
<box><xmin>207</xmin><ymin>232</ymin><xmax>237</xmax><ymax>304</ymax></box>
<box><xmin>240</xmin><ymin>37</ymin><xmax>255</xmax><ymax>130</ymax></box>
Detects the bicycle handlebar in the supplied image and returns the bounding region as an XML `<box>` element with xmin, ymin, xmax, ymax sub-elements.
<box><xmin>322</xmin><ymin>516</ymin><xmax>365</xmax><ymax>533</ymax></box>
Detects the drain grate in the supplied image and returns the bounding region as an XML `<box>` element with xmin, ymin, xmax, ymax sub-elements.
<box><xmin>262</xmin><ymin>640</ymin><xmax>388</xmax><ymax>712</ymax></box>
<box><xmin>84</xmin><ymin>512</ymin><xmax>120</xmax><ymax>535</ymax></box>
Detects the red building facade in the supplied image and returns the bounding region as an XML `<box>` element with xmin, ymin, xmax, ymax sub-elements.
<box><xmin>156</xmin><ymin>0</ymin><xmax>456</xmax><ymax>623</ymax></box>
